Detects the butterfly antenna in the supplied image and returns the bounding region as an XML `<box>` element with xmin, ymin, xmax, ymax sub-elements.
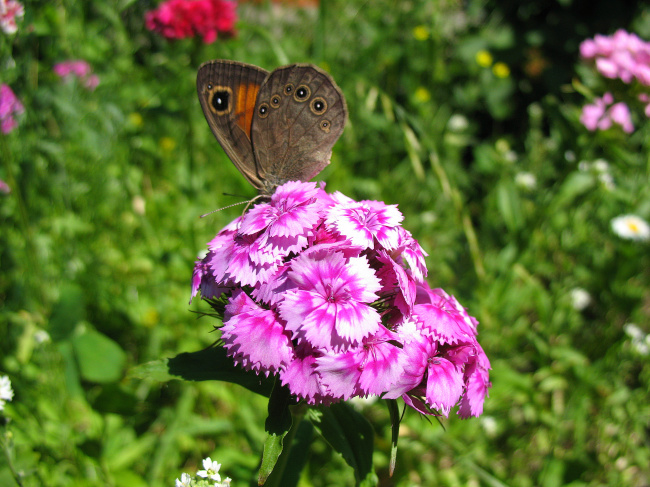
<box><xmin>200</xmin><ymin>200</ymin><xmax>249</xmax><ymax>218</ymax></box>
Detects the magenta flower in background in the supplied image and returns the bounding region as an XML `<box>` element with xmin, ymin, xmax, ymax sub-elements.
<box><xmin>53</xmin><ymin>60</ymin><xmax>100</xmax><ymax>90</ymax></box>
<box><xmin>0</xmin><ymin>0</ymin><xmax>24</xmax><ymax>34</ymax></box>
<box><xmin>0</xmin><ymin>179</ymin><xmax>10</xmax><ymax>194</ymax></box>
<box><xmin>580</xmin><ymin>30</ymin><xmax>650</xmax><ymax>86</ymax></box>
<box><xmin>580</xmin><ymin>92</ymin><xmax>634</xmax><ymax>133</ymax></box>
<box><xmin>0</xmin><ymin>84</ymin><xmax>24</xmax><ymax>134</ymax></box>
<box><xmin>145</xmin><ymin>0</ymin><xmax>237</xmax><ymax>43</ymax></box>
<box><xmin>191</xmin><ymin>181</ymin><xmax>491</xmax><ymax>417</ymax></box>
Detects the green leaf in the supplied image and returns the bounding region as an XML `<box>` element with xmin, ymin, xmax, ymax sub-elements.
<box><xmin>310</xmin><ymin>403</ymin><xmax>377</xmax><ymax>486</ymax></box>
<box><xmin>279</xmin><ymin>420</ymin><xmax>314</xmax><ymax>487</ymax></box>
<box><xmin>386</xmin><ymin>399</ymin><xmax>401</xmax><ymax>477</ymax></box>
<box><xmin>552</xmin><ymin>172</ymin><xmax>595</xmax><ymax>209</ymax></box>
<box><xmin>49</xmin><ymin>283</ymin><xmax>85</xmax><ymax>342</ymax></box>
<box><xmin>127</xmin><ymin>347</ymin><xmax>274</xmax><ymax>397</ymax></box>
<box><xmin>496</xmin><ymin>179</ymin><xmax>524</xmax><ymax>232</ymax></box>
<box><xmin>72</xmin><ymin>329</ymin><xmax>127</xmax><ymax>383</ymax></box>
<box><xmin>258</xmin><ymin>382</ymin><xmax>294</xmax><ymax>486</ymax></box>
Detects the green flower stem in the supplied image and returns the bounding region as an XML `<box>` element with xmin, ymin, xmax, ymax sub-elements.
<box><xmin>0</xmin><ymin>133</ymin><xmax>43</xmax><ymax>306</ymax></box>
<box><xmin>429</xmin><ymin>151</ymin><xmax>485</xmax><ymax>280</ymax></box>
<box><xmin>262</xmin><ymin>403</ymin><xmax>308</xmax><ymax>487</ymax></box>
<box><xmin>1</xmin><ymin>428</ymin><xmax>24</xmax><ymax>487</ymax></box>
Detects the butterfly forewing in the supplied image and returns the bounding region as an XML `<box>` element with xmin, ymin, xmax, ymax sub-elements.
<box><xmin>250</xmin><ymin>64</ymin><xmax>348</xmax><ymax>194</ymax></box>
<box><xmin>196</xmin><ymin>60</ymin><xmax>269</xmax><ymax>191</ymax></box>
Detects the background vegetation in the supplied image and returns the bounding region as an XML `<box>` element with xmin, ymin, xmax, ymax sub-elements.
<box><xmin>1</xmin><ymin>0</ymin><xmax>649</xmax><ymax>485</ymax></box>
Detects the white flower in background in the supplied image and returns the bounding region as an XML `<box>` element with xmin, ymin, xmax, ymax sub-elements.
<box><xmin>175</xmin><ymin>472</ymin><xmax>192</xmax><ymax>487</ymax></box>
<box><xmin>197</xmin><ymin>457</ymin><xmax>221</xmax><ymax>482</ymax></box>
<box><xmin>611</xmin><ymin>214</ymin><xmax>650</xmax><ymax>241</ymax></box>
<box><xmin>504</xmin><ymin>150</ymin><xmax>517</xmax><ymax>163</ymax></box>
<box><xmin>624</xmin><ymin>323</ymin><xmax>650</xmax><ymax>356</ymax></box>
<box><xmin>592</xmin><ymin>159</ymin><xmax>610</xmax><ymax>173</ymax></box>
<box><xmin>447</xmin><ymin>114</ymin><xmax>469</xmax><ymax>132</ymax></box>
<box><xmin>34</xmin><ymin>329</ymin><xmax>51</xmax><ymax>344</ymax></box>
<box><xmin>0</xmin><ymin>375</ymin><xmax>14</xmax><ymax>412</ymax></box>
<box><xmin>564</xmin><ymin>150</ymin><xmax>576</xmax><ymax>162</ymax></box>
<box><xmin>217</xmin><ymin>478</ymin><xmax>232</xmax><ymax>487</ymax></box>
<box><xmin>132</xmin><ymin>195</ymin><xmax>146</xmax><ymax>215</ymax></box>
<box><xmin>515</xmin><ymin>172</ymin><xmax>537</xmax><ymax>191</ymax></box>
<box><xmin>570</xmin><ymin>288</ymin><xmax>591</xmax><ymax>311</ymax></box>
<box><xmin>480</xmin><ymin>416</ymin><xmax>497</xmax><ymax>437</ymax></box>
<box><xmin>598</xmin><ymin>172</ymin><xmax>615</xmax><ymax>190</ymax></box>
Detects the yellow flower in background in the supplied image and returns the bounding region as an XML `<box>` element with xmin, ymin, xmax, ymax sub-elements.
<box><xmin>414</xmin><ymin>86</ymin><xmax>431</xmax><ymax>103</ymax></box>
<box><xmin>128</xmin><ymin>112</ymin><xmax>144</xmax><ymax>128</ymax></box>
<box><xmin>413</xmin><ymin>25</ymin><xmax>429</xmax><ymax>41</ymax></box>
<box><xmin>493</xmin><ymin>62</ymin><xmax>511</xmax><ymax>78</ymax></box>
<box><xmin>159</xmin><ymin>136</ymin><xmax>176</xmax><ymax>153</ymax></box>
<box><xmin>476</xmin><ymin>50</ymin><xmax>493</xmax><ymax>67</ymax></box>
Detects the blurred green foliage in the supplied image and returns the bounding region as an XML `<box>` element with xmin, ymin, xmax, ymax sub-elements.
<box><xmin>1</xmin><ymin>0</ymin><xmax>649</xmax><ymax>486</ymax></box>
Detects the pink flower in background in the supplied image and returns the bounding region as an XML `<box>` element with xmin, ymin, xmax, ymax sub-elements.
<box><xmin>53</xmin><ymin>60</ymin><xmax>100</xmax><ymax>90</ymax></box>
<box><xmin>0</xmin><ymin>84</ymin><xmax>24</xmax><ymax>134</ymax></box>
<box><xmin>580</xmin><ymin>92</ymin><xmax>634</xmax><ymax>133</ymax></box>
<box><xmin>192</xmin><ymin>181</ymin><xmax>491</xmax><ymax>417</ymax></box>
<box><xmin>145</xmin><ymin>0</ymin><xmax>237</xmax><ymax>43</ymax></box>
<box><xmin>0</xmin><ymin>179</ymin><xmax>10</xmax><ymax>194</ymax></box>
<box><xmin>0</xmin><ymin>0</ymin><xmax>24</xmax><ymax>34</ymax></box>
<box><xmin>580</xmin><ymin>29</ymin><xmax>650</xmax><ymax>86</ymax></box>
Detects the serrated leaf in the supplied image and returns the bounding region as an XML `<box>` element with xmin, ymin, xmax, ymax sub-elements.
<box><xmin>127</xmin><ymin>347</ymin><xmax>274</xmax><ymax>397</ymax></box>
<box><xmin>310</xmin><ymin>402</ymin><xmax>377</xmax><ymax>486</ymax></box>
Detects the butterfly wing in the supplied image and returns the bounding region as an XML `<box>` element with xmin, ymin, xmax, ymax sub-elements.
<box><xmin>197</xmin><ymin>60</ymin><xmax>269</xmax><ymax>191</ymax></box>
<box><xmin>250</xmin><ymin>64</ymin><xmax>347</xmax><ymax>194</ymax></box>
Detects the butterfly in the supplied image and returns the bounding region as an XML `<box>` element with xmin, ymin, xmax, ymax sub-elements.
<box><xmin>197</xmin><ymin>60</ymin><xmax>347</xmax><ymax>196</ymax></box>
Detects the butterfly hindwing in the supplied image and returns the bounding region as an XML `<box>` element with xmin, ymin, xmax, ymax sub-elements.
<box><xmin>250</xmin><ymin>64</ymin><xmax>348</xmax><ymax>194</ymax></box>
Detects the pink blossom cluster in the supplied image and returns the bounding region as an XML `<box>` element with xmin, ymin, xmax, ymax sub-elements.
<box><xmin>0</xmin><ymin>84</ymin><xmax>24</xmax><ymax>134</ymax></box>
<box><xmin>145</xmin><ymin>0</ymin><xmax>236</xmax><ymax>44</ymax></box>
<box><xmin>53</xmin><ymin>60</ymin><xmax>100</xmax><ymax>91</ymax></box>
<box><xmin>0</xmin><ymin>0</ymin><xmax>24</xmax><ymax>35</ymax></box>
<box><xmin>191</xmin><ymin>181</ymin><xmax>491</xmax><ymax>418</ymax></box>
<box><xmin>580</xmin><ymin>29</ymin><xmax>650</xmax><ymax>85</ymax></box>
<box><xmin>580</xmin><ymin>92</ymin><xmax>634</xmax><ymax>133</ymax></box>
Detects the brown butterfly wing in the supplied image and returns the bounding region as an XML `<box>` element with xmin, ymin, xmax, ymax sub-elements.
<box><xmin>250</xmin><ymin>64</ymin><xmax>347</xmax><ymax>195</ymax></box>
<box><xmin>197</xmin><ymin>60</ymin><xmax>269</xmax><ymax>191</ymax></box>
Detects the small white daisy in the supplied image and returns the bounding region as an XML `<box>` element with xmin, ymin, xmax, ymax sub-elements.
<box><xmin>175</xmin><ymin>472</ymin><xmax>192</xmax><ymax>487</ymax></box>
<box><xmin>0</xmin><ymin>375</ymin><xmax>14</xmax><ymax>412</ymax></box>
<box><xmin>611</xmin><ymin>214</ymin><xmax>650</xmax><ymax>241</ymax></box>
<box><xmin>197</xmin><ymin>457</ymin><xmax>221</xmax><ymax>482</ymax></box>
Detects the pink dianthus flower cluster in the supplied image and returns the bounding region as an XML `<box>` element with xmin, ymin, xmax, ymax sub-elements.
<box><xmin>0</xmin><ymin>0</ymin><xmax>24</xmax><ymax>35</ymax></box>
<box><xmin>0</xmin><ymin>84</ymin><xmax>24</xmax><ymax>134</ymax></box>
<box><xmin>191</xmin><ymin>181</ymin><xmax>491</xmax><ymax>418</ymax></box>
<box><xmin>53</xmin><ymin>60</ymin><xmax>100</xmax><ymax>91</ymax></box>
<box><xmin>579</xmin><ymin>29</ymin><xmax>650</xmax><ymax>133</ymax></box>
<box><xmin>580</xmin><ymin>29</ymin><xmax>650</xmax><ymax>85</ymax></box>
<box><xmin>145</xmin><ymin>0</ymin><xmax>236</xmax><ymax>44</ymax></box>
<box><xmin>580</xmin><ymin>91</ymin><xmax>634</xmax><ymax>133</ymax></box>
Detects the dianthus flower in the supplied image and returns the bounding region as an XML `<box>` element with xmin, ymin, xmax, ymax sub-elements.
<box><xmin>0</xmin><ymin>0</ymin><xmax>24</xmax><ymax>35</ymax></box>
<box><xmin>580</xmin><ymin>29</ymin><xmax>650</xmax><ymax>86</ymax></box>
<box><xmin>192</xmin><ymin>181</ymin><xmax>491</xmax><ymax>417</ymax></box>
<box><xmin>0</xmin><ymin>84</ymin><xmax>24</xmax><ymax>134</ymax></box>
<box><xmin>145</xmin><ymin>0</ymin><xmax>236</xmax><ymax>43</ymax></box>
<box><xmin>580</xmin><ymin>92</ymin><xmax>634</xmax><ymax>133</ymax></box>
<box><xmin>53</xmin><ymin>60</ymin><xmax>100</xmax><ymax>90</ymax></box>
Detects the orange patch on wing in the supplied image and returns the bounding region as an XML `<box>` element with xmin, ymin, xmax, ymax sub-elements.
<box><xmin>234</xmin><ymin>83</ymin><xmax>261</xmax><ymax>138</ymax></box>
